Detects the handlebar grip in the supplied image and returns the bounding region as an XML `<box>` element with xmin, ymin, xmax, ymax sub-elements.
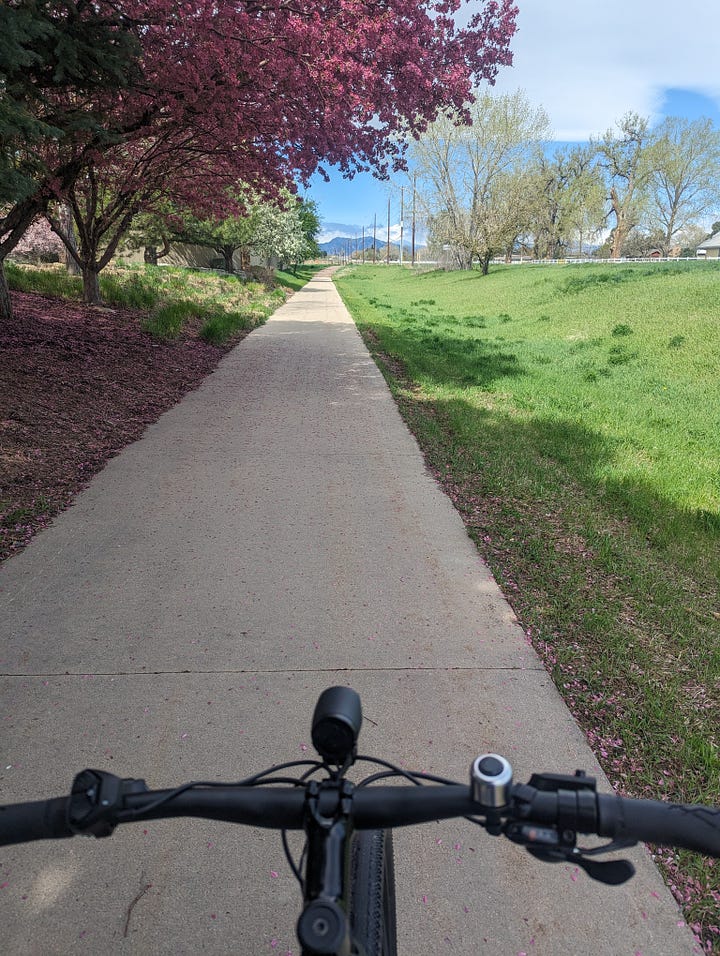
<box><xmin>597</xmin><ymin>794</ymin><xmax>720</xmax><ymax>857</ymax></box>
<box><xmin>353</xmin><ymin>785</ymin><xmax>476</xmax><ymax>828</ymax></box>
<box><xmin>0</xmin><ymin>797</ymin><xmax>73</xmax><ymax>846</ymax></box>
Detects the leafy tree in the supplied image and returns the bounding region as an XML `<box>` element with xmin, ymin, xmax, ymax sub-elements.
<box><xmin>296</xmin><ymin>199</ymin><xmax>322</xmax><ymax>266</ymax></box>
<box><xmin>618</xmin><ymin>228</ymin><xmax>666</xmax><ymax>258</ymax></box>
<box><xmin>676</xmin><ymin>223</ymin><xmax>709</xmax><ymax>257</ymax></box>
<box><xmin>563</xmin><ymin>160</ymin><xmax>606</xmax><ymax>256</ymax></box>
<box><xmin>412</xmin><ymin>91</ymin><xmax>550</xmax><ymax>273</ymax></box>
<box><xmin>644</xmin><ymin>117</ymin><xmax>720</xmax><ymax>255</ymax></box>
<box><xmin>123</xmin><ymin>209</ymin><xmax>174</xmax><ymax>267</ymax></box>
<box><xmin>173</xmin><ymin>203</ymin><xmax>259</xmax><ymax>275</ymax></box>
<box><xmin>1</xmin><ymin>0</ymin><xmax>518</xmax><ymax>317</ymax></box>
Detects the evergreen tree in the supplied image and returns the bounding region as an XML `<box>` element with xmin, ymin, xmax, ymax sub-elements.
<box><xmin>0</xmin><ymin>1</ymin><xmax>142</xmax><ymax>316</ymax></box>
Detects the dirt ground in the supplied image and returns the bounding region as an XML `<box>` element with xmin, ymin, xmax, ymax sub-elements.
<box><xmin>1</xmin><ymin>290</ymin><xmax>248</xmax><ymax>564</ymax></box>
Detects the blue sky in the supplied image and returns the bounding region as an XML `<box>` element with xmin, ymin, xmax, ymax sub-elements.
<box><xmin>305</xmin><ymin>0</ymin><xmax>720</xmax><ymax>242</ymax></box>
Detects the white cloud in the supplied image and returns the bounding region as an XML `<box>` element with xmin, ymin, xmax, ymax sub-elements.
<box><xmin>319</xmin><ymin>222</ymin><xmax>429</xmax><ymax>246</ymax></box>
<box><xmin>318</xmin><ymin>222</ymin><xmax>367</xmax><ymax>243</ymax></box>
<box><xmin>490</xmin><ymin>0</ymin><xmax>720</xmax><ymax>139</ymax></box>
<box><xmin>314</xmin><ymin>2</ymin><xmax>720</xmax><ymax>229</ymax></box>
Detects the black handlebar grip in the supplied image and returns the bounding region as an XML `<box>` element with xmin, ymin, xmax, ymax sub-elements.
<box><xmin>0</xmin><ymin>797</ymin><xmax>73</xmax><ymax>846</ymax></box>
<box><xmin>597</xmin><ymin>794</ymin><xmax>720</xmax><ymax>857</ymax></box>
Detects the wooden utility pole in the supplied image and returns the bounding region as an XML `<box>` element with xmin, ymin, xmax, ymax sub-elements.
<box><xmin>411</xmin><ymin>173</ymin><xmax>417</xmax><ymax>266</ymax></box>
<box><xmin>386</xmin><ymin>197</ymin><xmax>391</xmax><ymax>264</ymax></box>
<box><xmin>373</xmin><ymin>214</ymin><xmax>377</xmax><ymax>263</ymax></box>
<box><xmin>399</xmin><ymin>187</ymin><xmax>404</xmax><ymax>266</ymax></box>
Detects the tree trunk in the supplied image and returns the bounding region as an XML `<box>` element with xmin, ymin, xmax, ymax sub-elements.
<box><xmin>60</xmin><ymin>204</ymin><xmax>81</xmax><ymax>275</ymax></box>
<box><xmin>0</xmin><ymin>260</ymin><xmax>12</xmax><ymax>321</ymax></box>
<box><xmin>145</xmin><ymin>237</ymin><xmax>170</xmax><ymax>266</ymax></box>
<box><xmin>480</xmin><ymin>253</ymin><xmax>491</xmax><ymax>275</ymax></box>
<box><xmin>221</xmin><ymin>246</ymin><xmax>234</xmax><ymax>273</ymax></box>
<box><xmin>610</xmin><ymin>224</ymin><xmax>624</xmax><ymax>258</ymax></box>
<box><xmin>82</xmin><ymin>266</ymin><xmax>102</xmax><ymax>304</ymax></box>
<box><xmin>609</xmin><ymin>187</ymin><xmax>631</xmax><ymax>258</ymax></box>
<box><xmin>454</xmin><ymin>248</ymin><xmax>473</xmax><ymax>269</ymax></box>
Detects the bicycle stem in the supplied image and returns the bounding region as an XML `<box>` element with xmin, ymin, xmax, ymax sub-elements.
<box><xmin>297</xmin><ymin>778</ymin><xmax>356</xmax><ymax>956</ymax></box>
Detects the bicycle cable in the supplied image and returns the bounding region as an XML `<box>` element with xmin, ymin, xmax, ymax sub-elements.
<box><xmin>354</xmin><ymin>755</ymin><xmax>460</xmax><ymax>788</ymax></box>
<box><xmin>117</xmin><ymin>760</ymin><xmax>324</xmax><ymax>820</ymax></box>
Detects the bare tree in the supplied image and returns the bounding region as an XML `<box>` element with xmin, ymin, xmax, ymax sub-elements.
<box><xmin>410</xmin><ymin>91</ymin><xmax>550</xmax><ymax>273</ymax></box>
<box><xmin>595</xmin><ymin>112</ymin><xmax>652</xmax><ymax>258</ymax></box>
<box><xmin>528</xmin><ymin>145</ymin><xmax>605</xmax><ymax>258</ymax></box>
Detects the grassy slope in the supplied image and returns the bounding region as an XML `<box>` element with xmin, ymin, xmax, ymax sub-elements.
<box><xmin>335</xmin><ymin>261</ymin><xmax>720</xmax><ymax>944</ymax></box>
<box><xmin>6</xmin><ymin>261</ymin><xmax>325</xmax><ymax>342</ymax></box>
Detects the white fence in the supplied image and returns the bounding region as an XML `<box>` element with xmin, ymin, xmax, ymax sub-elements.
<box><xmin>334</xmin><ymin>255</ymin><xmax>717</xmax><ymax>268</ymax></box>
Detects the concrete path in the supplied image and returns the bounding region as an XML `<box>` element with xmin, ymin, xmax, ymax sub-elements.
<box><xmin>0</xmin><ymin>269</ymin><xmax>693</xmax><ymax>954</ymax></box>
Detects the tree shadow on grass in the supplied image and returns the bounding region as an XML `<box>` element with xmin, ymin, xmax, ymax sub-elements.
<box><xmin>362</xmin><ymin>318</ymin><xmax>720</xmax><ymax>564</ymax></box>
<box><xmin>392</xmin><ymin>386</ymin><xmax>720</xmax><ymax>746</ymax></box>
<box><xmin>437</xmin><ymin>392</ymin><xmax>720</xmax><ymax>551</ymax></box>
<box><xmin>361</xmin><ymin>319</ymin><xmax>720</xmax><ymax>558</ymax></box>
<box><xmin>366</xmin><ymin>319</ymin><xmax>528</xmax><ymax>391</ymax></box>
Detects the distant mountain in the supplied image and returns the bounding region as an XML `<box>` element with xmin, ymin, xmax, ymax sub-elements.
<box><xmin>319</xmin><ymin>235</ymin><xmax>376</xmax><ymax>255</ymax></box>
<box><xmin>319</xmin><ymin>235</ymin><xmax>423</xmax><ymax>255</ymax></box>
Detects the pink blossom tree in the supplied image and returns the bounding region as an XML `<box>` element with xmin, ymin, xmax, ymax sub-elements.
<box><xmin>2</xmin><ymin>0</ymin><xmax>518</xmax><ymax>314</ymax></box>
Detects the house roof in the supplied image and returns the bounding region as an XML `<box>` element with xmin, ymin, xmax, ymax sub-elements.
<box><xmin>698</xmin><ymin>231</ymin><xmax>720</xmax><ymax>250</ymax></box>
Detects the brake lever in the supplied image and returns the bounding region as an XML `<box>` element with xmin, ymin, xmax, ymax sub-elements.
<box><xmin>526</xmin><ymin>845</ymin><xmax>636</xmax><ymax>885</ymax></box>
<box><xmin>506</xmin><ymin>819</ymin><xmax>636</xmax><ymax>885</ymax></box>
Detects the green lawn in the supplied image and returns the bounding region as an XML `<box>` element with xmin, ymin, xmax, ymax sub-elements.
<box><xmin>335</xmin><ymin>261</ymin><xmax>720</xmax><ymax>946</ymax></box>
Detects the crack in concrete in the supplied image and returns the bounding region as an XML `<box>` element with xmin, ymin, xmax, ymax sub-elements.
<box><xmin>1</xmin><ymin>664</ymin><xmax>544</xmax><ymax>678</ymax></box>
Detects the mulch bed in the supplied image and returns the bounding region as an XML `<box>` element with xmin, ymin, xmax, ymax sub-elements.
<box><xmin>1</xmin><ymin>291</ymin><xmax>246</xmax><ymax>563</ymax></box>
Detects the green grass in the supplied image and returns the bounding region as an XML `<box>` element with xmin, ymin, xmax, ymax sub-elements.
<box><xmin>335</xmin><ymin>261</ymin><xmax>720</xmax><ymax>946</ymax></box>
<box><xmin>5</xmin><ymin>261</ymin><xmax>83</xmax><ymax>299</ymax></box>
<box><xmin>7</xmin><ymin>260</ymin><xmax>321</xmax><ymax>343</ymax></box>
<box><xmin>199</xmin><ymin>307</ymin><xmax>266</xmax><ymax>344</ymax></box>
<box><xmin>140</xmin><ymin>300</ymin><xmax>212</xmax><ymax>338</ymax></box>
<box><xmin>101</xmin><ymin>268</ymin><xmax>164</xmax><ymax>309</ymax></box>
<box><xmin>275</xmin><ymin>263</ymin><xmax>326</xmax><ymax>291</ymax></box>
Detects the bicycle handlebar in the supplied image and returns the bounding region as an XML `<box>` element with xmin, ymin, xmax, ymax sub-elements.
<box><xmin>596</xmin><ymin>794</ymin><xmax>720</xmax><ymax>856</ymax></box>
<box><xmin>2</xmin><ymin>778</ymin><xmax>718</xmax><ymax>858</ymax></box>
<box><xmin>4</xmin><ymin>686</ymin><xmax>718</xmax><ymax>956</ymax></box>
<box><xmin>0</xmin><ymin>797</ymin><xmax>71</xmax><ymax>846</ymax></box>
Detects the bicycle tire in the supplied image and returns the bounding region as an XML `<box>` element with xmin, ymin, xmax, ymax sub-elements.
<box><xmin>348</xmin><ymin>829</ymin><xmax>398</xmax><ymax>956</ymax></box>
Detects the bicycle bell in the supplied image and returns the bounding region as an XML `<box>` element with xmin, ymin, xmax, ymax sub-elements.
<box><xmin>470</xmin><ymin>754</ymin><xmax>513</xmax><ymax>807</ymax></box>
